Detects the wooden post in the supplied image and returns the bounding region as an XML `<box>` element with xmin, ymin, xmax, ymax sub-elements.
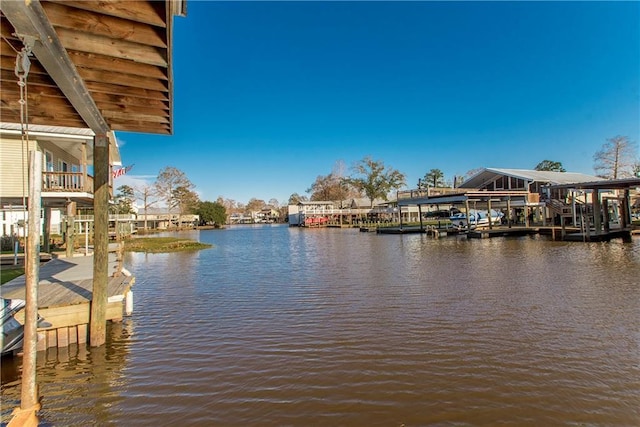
<box><xmin>464</xmin><ymin>199</ymin><xmax>470</xmax><ymax>229</ymax></box>
<box><xmin>507</xmin><ymin>197</ymin><xmax>512</xmax><ymax>228</ymax></box>
<box><xmin>19</xmin><ymin>150</ymin><xmax>42</xmax><ymax>418</ymax></box>
<box><xmin>622</xmin><ymin>189</ymin><xmax>631</xmax><ymax>228</ymax></box>
<box><xmin>90</xmin><ymin>134</ymin><xmax>109</xmax><ymax>347</ymax></box>
<box><xmin>81</xmin><ymin>141</ymin><xmax>88</xmax><ymax>192</ymax></box>
<box><xmin>593</xmin><ymin>189</ymin><xmax>601</xmax><ymax>234</ymax></box>
<box><xmin>65</xmin><ymin>201</ymin><xmax>76</xmax><ymax>258</ymax></box>
<box><xmin>487</xmin><ymin>199</ymin><xmax>493</xmax><ymax>230</ymax></box>
<box><xmin>418</xmin><ymin>204</ymin><xmax>423</xmax><ymax>231</ymax></box>
<box><xmin>43</xmin><ymin>207</ymin><xmax>51</xmax><ymax>253</ymax></box>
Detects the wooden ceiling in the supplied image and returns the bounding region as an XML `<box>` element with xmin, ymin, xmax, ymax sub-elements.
<box><xmin>1</xmin><ymin>0</ymin><xmax>185</xmax><ymax>135</ymax></box>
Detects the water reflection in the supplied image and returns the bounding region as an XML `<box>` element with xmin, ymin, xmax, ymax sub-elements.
<box><xmin>2</xmin><ymin>226</ymin><xmax>639</xmax><ymax>425</ymax></box>
<box><xmin>1</xmin><ymin>320</ymin><xmax>133</xmax><ymax>425</ymax></box>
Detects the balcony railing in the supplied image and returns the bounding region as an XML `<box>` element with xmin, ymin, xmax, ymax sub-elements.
<box><xmin>43</xmin><ymin>172</ymin><xmax>93</xmax><ymax>193</ymax></box>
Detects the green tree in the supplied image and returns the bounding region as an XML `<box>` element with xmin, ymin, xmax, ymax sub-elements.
<box><xmin>423</xmin><ymin>168</ymin><xmax>445</xmax><ymax>188</ymax></box>
<box><xmin>114</xmin><ymin>185</ymin><xmax>135</xmax><ymax>214</ymax></box>
<box><xmin>534</xmin><ymin>160</ymin><xmax>566</xmax><ymax>172</ymax></box>
<box><xmin>344</xmin><ymin>157</ymin><xmax>406</xmax><ymax>208</ymax></box>
<box><xmin>196</xmin><ymin>201</ymin><xmax>227</xmax><ymax>227</ymax></box>
<box><xmin>172</xmin><ymin>185</ymin><xmax>199</xmax><ymax>228</ymax></box>
<box><xmin>593</xmin><ymin>136</ymin><xmax>638</xmax><ymax>179</ymax></box>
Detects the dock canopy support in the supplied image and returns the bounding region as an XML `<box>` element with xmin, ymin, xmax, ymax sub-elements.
<box><xmin>90</xmin><ymin>134</ymin><xmax>109</xmax><ymax>347</ymax></box>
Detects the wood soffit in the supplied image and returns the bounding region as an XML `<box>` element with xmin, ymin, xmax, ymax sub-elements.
<box><xmin>1</xmin><ymin>0</ymin><xmax>180</xmax><ymax>135</ymax></box>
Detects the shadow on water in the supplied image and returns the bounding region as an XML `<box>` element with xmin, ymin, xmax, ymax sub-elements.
<box><xmin>1</xmin><ymin>320</ymin><xmax>133</xmax><ymax>425</ymax></box>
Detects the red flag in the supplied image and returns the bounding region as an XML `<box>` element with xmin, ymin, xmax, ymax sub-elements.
<box><xmin>112</xmin><ymin>164</ymin><xmax>133</xmax><ymax>179</ymax></box>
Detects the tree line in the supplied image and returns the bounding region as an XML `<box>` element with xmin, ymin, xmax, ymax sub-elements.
<box><xmin>114</xmin><ymin>135</ymin><xmax>638</xmax><ymax>227</ymax></box>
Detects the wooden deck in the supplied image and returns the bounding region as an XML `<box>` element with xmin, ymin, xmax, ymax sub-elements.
<box><xmin>1</xmin><ymin>254</ymin><xmax>134</xmax><ymax>351</ymax></box>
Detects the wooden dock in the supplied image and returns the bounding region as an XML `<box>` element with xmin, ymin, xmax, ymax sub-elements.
<box><xmin>467</xmin><ymin>227</ymin><xmax>538</xmax><ymax>239</ymax></box>
<box><xmin>1</xmin><ymin>252</ymin><xmax>134</xmax><ymax>352</ymax></box>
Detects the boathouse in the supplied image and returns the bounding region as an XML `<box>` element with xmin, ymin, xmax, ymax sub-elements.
<box><xmin>287</xmin><ymin>198</ymin><xmax>420</xmax><ymax>226</ymax></box>
<box><xmin>397</xmin><ymin>168</ymin><xmax>638</xmax><ymax>240</ymax></box>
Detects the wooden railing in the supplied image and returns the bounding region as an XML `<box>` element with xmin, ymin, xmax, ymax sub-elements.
<box><xmin>43</xmin><ymin>172</ymin><xmax>93</xmax><ymax>193</ymax></box>
<box><xmin>397</xmin><ymin>187</ymin><xmax>465</xmax><ymax>200</ymax></box>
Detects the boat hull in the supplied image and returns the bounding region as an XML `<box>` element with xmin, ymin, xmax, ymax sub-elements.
<box><xmin>1</xmin><ymin>298</ymin><xmax>26</xmax><ymax>356</ymax></box>
<box><xmin>450</xmin><ymin>210</ymin><xmax>503</xmax><ymax>229</ymax></box>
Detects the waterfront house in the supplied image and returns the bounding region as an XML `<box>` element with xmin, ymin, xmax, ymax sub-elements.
<box><xmin>0</xmin><ymin>122</ymin><xmax>122</xmax><ymax>250</ymax></box>
<box><xmin>256</xmin><ymin>207</ymin><xmax>280</xmax><ymax>223</ymax></box>
<box><xmin>287</xmin><ymin>198</ymin><xmax>421</xmax><ymax>226</ymax></box>
<box><xmin>136</xmin><ymin>209</ymin><xmax>199</xmax><ymax>230</ymax></box>
<box><xmin>398</xmin><ymin>168</ymin><xmax>638</xmax><ymax>234</ymax></box>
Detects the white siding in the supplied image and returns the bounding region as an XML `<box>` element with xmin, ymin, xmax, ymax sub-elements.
<box><xmin>0</xmin><ymin>135</ymin><xmax>37</xmax><ymax>199</ymax></box>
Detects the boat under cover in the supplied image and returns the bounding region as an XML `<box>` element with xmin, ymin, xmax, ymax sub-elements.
<box><xmin>449</xmin><ymin>209</ymin><xmax>504</xmax><ymax>228</ymax></box>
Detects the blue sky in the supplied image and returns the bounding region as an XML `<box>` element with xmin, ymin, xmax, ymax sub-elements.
<box><xmin>117</xmin><ymin>1</ymin><xmax>640</xmax><ymax>205</ymax></box>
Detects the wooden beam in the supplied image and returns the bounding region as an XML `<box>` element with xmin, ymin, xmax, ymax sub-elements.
<box><xmin>2</xmin><ymin>0</ymin><xmax>110</xmax><ymax>134</ymax></box>
<box><xmin>77</xmin><ymin>67</ymin><xmax>169</xmax><ymax>92</ymax></box>
<box><xmin>85</xmin><ymin>80</ymin><xmax>169</xmax><ymax>101</ymax></box>
<box><xmin>56</xmin><ymin>27</ymin><xmax>168</xmax><ymax>67</ymax></box>
<box><xmin>99</xmin><ymin>104</ymin><xmax>169</xmax><ymax>118</ymax></box>
<box><xmin>0</xmin><ymin>81</ymin><xmax>69</xmax><ymax>99</ymax></box>
<box><xmin>91</xmin><ymin>92</ymin><xmax>169</xmax><ymax>110</ymax></box>
<box><xmin>0</xmin><ymin>69</ymin><xmax>58</xmax><ymax>88</ymax></box>
<box><xmin>0</xmin><ymin>110</ymin><xmax>87</xmax><ymax>128</ymax></box>
<box><xmin>68</xmin><ymin>50</ymin><xmax>168</xmax><ymax>80</ymax></box>
<box><xmin>102</xmin><ymin>109</ymin><xmax>170</xmax><ymax>124</ymax></box>
<box><xmin>42</xmin><ymin>2</ymin><xmax>167</xmax><ymax>48</ymax></box>
<box><xmin>49</xmin><ymin>0</ymin><xmax>168</xmax><ymax>28</ymax></box>
<box><xmin>2</xmin><ymin>103</ymin><xmax>84</xmax><ymax>125</ymax></box>
<box><xmin>110</xmin><ymin>122</ymin><xmax>170</xmax><ymax>135</ymax></box>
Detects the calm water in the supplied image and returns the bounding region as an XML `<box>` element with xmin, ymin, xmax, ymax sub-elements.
<box><xmin>2</xmin><ymin>225</ymin><xmax>639</xmax><ymax>426</ymax></box>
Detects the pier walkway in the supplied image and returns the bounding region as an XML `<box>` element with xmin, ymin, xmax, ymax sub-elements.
<box><xmin>374</xmin><ymin>224</ymin><xmax>635</xmax><ymax>241</ymax></box>
<box><xmin>1</xmin><ymin>249</ymin><xmax>134</xmax><ymax>351</ymax></box>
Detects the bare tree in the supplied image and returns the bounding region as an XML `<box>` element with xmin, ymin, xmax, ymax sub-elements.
<box><xmin>593</xmin><ymin>136</ymin><xmax>638</xmax><ymax>179</ymax></box>
<box><xmin>465</xmin><ymin>167</ymin><xmax>484</xmax><ymax>179</ymax></box>
<box><xmin>288</xmin><ymin>193</ymin><xmax>308</xmax><ymax>205</ymax></box>
<box><xmin>268</xmin><ymin>198</ymin><xmax>280</xmax><ymax>209</ymax></box>
<box><xmin>154</xmin><ymin>166</ymin><xmax>195</xmax><ymax>228</ymax></box>
<box><xmin>344</xmin><ymin>157</ymin><xmax>406</xmax><ymax>208</ymax></box>
<box><xmin>134</xmin><ymin>183</ymin><xmax>158</xmax><ymax>230</ymax></box>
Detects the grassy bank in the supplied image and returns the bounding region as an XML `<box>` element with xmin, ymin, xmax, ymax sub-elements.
<box><xmin>124</xmin><ymin>237</ymin><xmax>212</xmax><ymax>253</ymax></box>
<box><xmin>1</xmin><ymin>266</ymin><xmax>25</xmax><ymax>285</ymax></box>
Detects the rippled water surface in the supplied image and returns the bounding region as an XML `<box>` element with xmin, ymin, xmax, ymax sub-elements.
<box><xmin>2</xmin><ymin>225</ymin><xmax>639</xmax><ymax>425</ymax></box>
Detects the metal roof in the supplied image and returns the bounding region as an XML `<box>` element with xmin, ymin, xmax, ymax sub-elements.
<box><xmin>460</xmin><ymin>168</ymin><xmax>602</xmax><ymax>188</ymax></box>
